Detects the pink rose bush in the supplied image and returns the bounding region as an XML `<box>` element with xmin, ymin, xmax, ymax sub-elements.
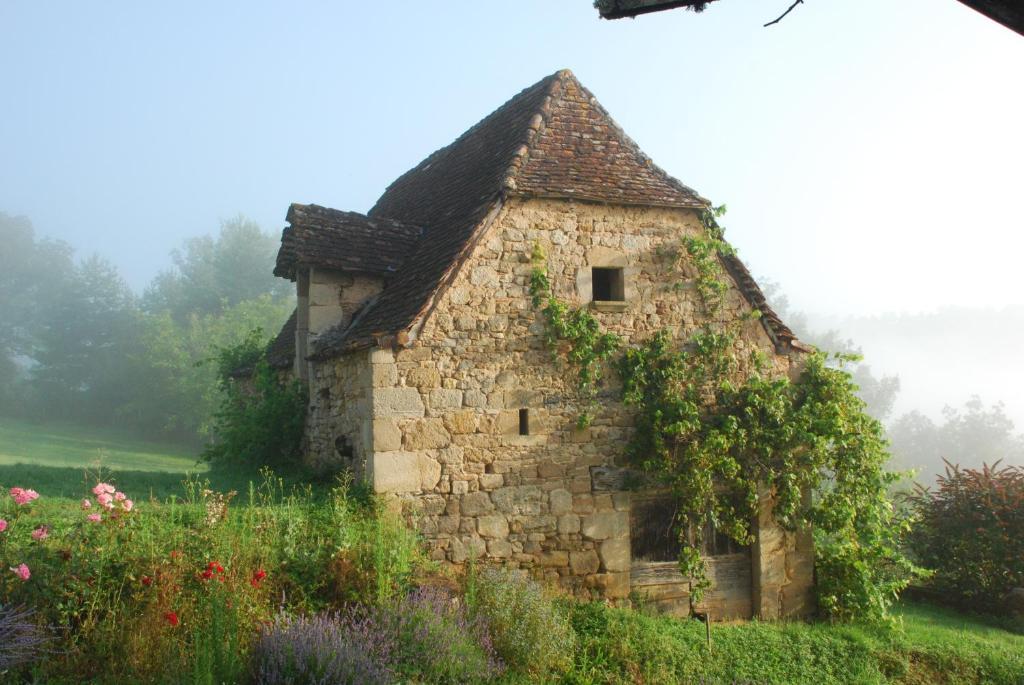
<box><xmin>0</xmin><ymin>518</ymin><xmax>7</xmax><ymax>533</ymax></box>
<box><xmin>30</xmin><ymin>526</ymin><xmax>49</xmax><ymax>541</ymax></box>
<box><xmin>10</xmin><ymin>487</ymin><xmax>39</xmax><ymax>506</ymax></box>
<box><xmin>11</xmin><ymin>563</ymin><xmax>31</xmax><ymax>581</ymax></box>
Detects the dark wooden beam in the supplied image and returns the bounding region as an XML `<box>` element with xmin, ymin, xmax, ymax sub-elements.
<box><xmin>956</xmin><ymin>0</ymin><xmax>1024</xmax><ymax>36</ymax></box>
<box><xmin>597</xmin><ymin>0</ymin><xmax>718</xmax><ymax>20</ymax></box>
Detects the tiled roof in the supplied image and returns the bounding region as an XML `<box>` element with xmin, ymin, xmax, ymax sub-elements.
<box><xmin>274</xmin><ymin>204</ymin><xmax>423</xmax><ymax>280</ymax></box>
<box><xmin>291</xmin><ymin>69</ymin><xmax>796</xmax><ymax>359</ymax></box>
<box><xmin>266</xmin><ymin>309</ymin><xmax>297</xmax><ymax>369</ymax></box>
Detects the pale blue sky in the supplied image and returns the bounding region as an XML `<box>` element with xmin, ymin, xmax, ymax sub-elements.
<box><xmin>1</xmin><ymin>0</ymin><xmax>1022</xmax><ymax>319</ymax></box>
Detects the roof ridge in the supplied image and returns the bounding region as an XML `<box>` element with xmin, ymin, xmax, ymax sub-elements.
<box><xmin>500</xmin><ymin>69</ymin><xmax>571</xmax><ymax>194</ymax></box>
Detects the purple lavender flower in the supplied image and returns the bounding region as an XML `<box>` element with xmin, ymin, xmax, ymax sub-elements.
<box><xmin>0</xmin><ymin>604</ymin><xmax>51</xmax><ymax>672</ymax></box>
<box><xmin>251</xmin><ymin>608</ymin><xmax>395</xmax><ymax>685</ymax></box>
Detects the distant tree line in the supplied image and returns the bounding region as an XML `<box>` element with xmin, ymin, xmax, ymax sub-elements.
<box><xmin>0</xmin><ymin>212</ymin><xmax>293</xmax><ymax>444</ymax></box>
<box><xmin>763</xmin><ymin>280</ymin><xmax>1024</xmax><ymax>484</ymax></box>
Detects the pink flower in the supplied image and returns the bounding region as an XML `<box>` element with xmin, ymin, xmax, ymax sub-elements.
<box><xmin>10</xmin><ymin>487</ymin><xmax>39</xmax><ymax>506</ymax></box>
<box><xmin>97</xmin><ymin>493</ymin><xmax>114</xmax><ymax>509</ymax></box>
<box><xmin>87</xmin><ymin>513</ymin><xmax>102</xmax><ymax>523</ymax></box>
<box><xmin>122</xmin><ymin>499</ymin><xmax>134</xmax><ymax>512</ymax></box>
<box><xmin>114</xmin><ymin>491</ymin><xmax>126</xmax><ymax>502</ymax></box>
<box><xmin>82</xmin><ymin>499</ymin><xmax>92</xmax><ymax>509</ymax></box>
<box><xmin>0</xmin><ymin>519</ymin><xmax>7</xmax><ymax>533</ymax></box>
<box><xmin>91</xmin><ymin>482</ymin><xmax>115</xmax><ymax>496</ymax></box>
<box><xmin>10</xmin><ymin>563</ymin><xmax>30</xmax><ymax>581</ymax></box>
<box><xmin>31</xmin><ymin>526</ymin><xmax>49</xmax><ymax>541</ymax></box>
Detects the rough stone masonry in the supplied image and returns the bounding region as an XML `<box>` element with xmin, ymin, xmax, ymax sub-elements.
<box><xmin>263</xmin><ymin>69</ymin><xmax>814</xmax><ymax>620</ymax></box>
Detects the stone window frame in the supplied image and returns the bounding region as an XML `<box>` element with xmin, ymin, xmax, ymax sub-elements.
<box><xmin>576</xmin><ymin>246</ymin><xmax>635</xmax><ymax>313</ymax></box>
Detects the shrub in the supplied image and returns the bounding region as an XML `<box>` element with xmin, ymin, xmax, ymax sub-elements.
<box><xmin>0</xmin><ymin>604</ymin><xmax>50</xmax><ymax>673</ymax></box>
<box><xmin>908</xmin><ymin>460</ymin><xmax>1024</xmax><ymax>611</ymax></box>
<box><xmin>204</xmin><ymin>330</ymin><xmax>307</xmax><ymax>470</ymax></box>
<box><xmin>385</xmin><ymin>585</ymin><xmax>502</xmax><ymax>683</ymax></box>
<box><xmin>468</xmin><ymin>566</ymin><xmax>574</xmax><ymax>676</ymax></box>
<box><xmin>251</xmin><ymin>610</ymin><xmax>396</xmax><ymax>685</ymax></box>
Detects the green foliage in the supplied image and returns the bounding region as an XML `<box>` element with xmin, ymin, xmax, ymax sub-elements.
<box><xmin>0</xmin><ymin>470</ymin><xmax>430</xmax><ymax>682</ymax></box>
<box><xmin>680</xmin><ymin>205</ymin><xmax>734</xmax><ymax>313</ymax></box>
<box><xmin>467</xmin><ymin>566</ymin><xmax>575</xmax><ymax>677</ymax></box>
<box><xmin>907</xmin><ymin>461</ymin><xmax>1024</xmax><ymax>612</ymax></box>
<box><xmin>203</xmin><ymin>331</ymin><xmax>307</xmax><ymax>471</ymax></box>
<box><xmin>0</xmin><ymin>212</ymin><xmax>294</xmax><ymax>444</ymax></box>
<box><xmin>564</xmin><ymin>599</ymin><xmax>1024</xmax><ymax>685</ymax></box>
<box><xmin>142</xmin><ymin>215</ymin><xmax>292</xmax><ymax>322</ymax></box>
<box><xmin>531</xmin><ymin>206</ymin><xmax>920</xmax><ymax>621</ymax></box>
<box><xmin>529</xmin><ymin>243</ymin><xmax>622</xmax><ymax>428</ymax></box>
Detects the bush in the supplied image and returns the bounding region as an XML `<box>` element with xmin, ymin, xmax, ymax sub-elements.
<box><xmin>251</xmin><ymin>610</ymin><xmax>396</xmax><ymax>685</ymax></box>
<box><xmin>908</xmin><ymin>460</ymin><xmax>1024</xmax><ymax>611</ymax></box>
<box><xmin>253</xmin><ymin>588</ymin><xmax>500</xmax><ymax>685</ymax></box>
<box><xmin>386</xmin><ymin>586</ymin><xmax>502</xmax><ymax>683</ymax></box>
<box><xmin>468</xmin><ymin>566</ymin><xmax>574</xmax><ymax>677</ymax></box>
<box><xmin>204</xmin><ymin>330</ymin><xmax>307</xmax><ymax>470</ymax></box>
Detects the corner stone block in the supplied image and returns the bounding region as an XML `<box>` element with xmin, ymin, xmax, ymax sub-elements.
<box><xmin>372</xmin><ymin>419</ymin><xmax>403</xmax><ymax>453</ymax></box>
<box><xmin>371</xmin><ymin>362</ymin><xmax>398</xmax><ymax>388</ymax></box>
<box><xmin>369</xmin><ymin>348</ymin><xmax>395</xmax><ymax>364</ymax></box>
<box><xmin>581</xmin><ymin>511</ymin><xmax>629</xmax><ymax>541</ymax></box>
<box><xmin>373</xmin><ymin>387</ymin><xmax>425</xmax><ymax>418</ymax></box>
<box><xmin>599</xmin><ymin>539</ymin><xmax>630</xmax><ymax>573</ymax></box>
<box><xmin>372</xmin><ymin>451</ymin><xmax>421</xmax><ymax>494</ymax></box>
<box><xmin>570</xmin><ymin>550</ymin><xmax>601</xmax><ymax>575</ymax></box>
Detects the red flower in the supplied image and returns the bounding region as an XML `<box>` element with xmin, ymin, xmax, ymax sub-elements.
<box><xmin>250</xmin><ymin>569</ymin><xmax>267</xmax><ymax>587</ymax></box>
<box><xmin>200</xmin><ymin>569</ymin><xmax>213</xmax><ymax>580</ymax></box>
<box><xmin>164</xmin><ymin>611</ymin><xmax>179</xmax><ymax>627</ymax></box>
<box><xmin>141</xmin><ymin>575</ymin><xmax>153</xmax><ymax>586</ymax></box>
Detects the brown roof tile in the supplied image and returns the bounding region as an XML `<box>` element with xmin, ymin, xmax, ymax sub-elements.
<box><xmin>296</xmin><ymin>69</ymin><xmax>796</xmax><ymax>358</ymax></box>
<box><xmin>274</xmin><ymin>204</ymin><xmax>423</xmax><ymax>280</ymax></box>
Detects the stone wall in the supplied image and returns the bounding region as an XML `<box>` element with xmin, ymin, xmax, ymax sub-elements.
<box><xmin>306</xmin><ymin>196</ymin><xmax>813</xmax><ymax>617</ymax></box>
<box><xmin>304</xmin><ymin>348</ymin><xmax>374</xmax><ymax>474</ymax></box>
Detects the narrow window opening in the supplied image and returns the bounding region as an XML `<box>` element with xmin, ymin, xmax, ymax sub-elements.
<box><xmin>519</xmin><ymin>408</ymin><xmax>530</xmax><ymax>436</ymax></box>
<box><xmin>592</xmin><ymin>267</ymin><xmax>625</xmax><ymax>302</ymax></box>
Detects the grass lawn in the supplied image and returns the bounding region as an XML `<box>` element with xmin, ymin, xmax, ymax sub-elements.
<box><xmin>0</xmin><ymin>417</ymin><xmax>223</xmax><ymax>500</ymax></box>
<box><xmin>566</xmin><ymin>600</ymin><xmax>1024</xmax><ymax>684</ymax></box>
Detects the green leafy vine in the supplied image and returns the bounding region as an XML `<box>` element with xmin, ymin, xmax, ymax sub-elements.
<box><xmin>528</xmin><ymin>207</ymin><xmax>921</xmax><ymax>621</ymax></box>
<box><xmin>530</xmin><ymin>243</ymin><xmax>623</xmax><ymax>428</ymax></box>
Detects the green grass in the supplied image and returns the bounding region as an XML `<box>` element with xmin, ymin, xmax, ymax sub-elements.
<box><xmin>0</xmin><ymin>417</ymin><xmax>224</xmax><ymax>500</ymax></box>
<box><xmin>563</xmin><ymin>600</ymin><xmax>1024</xmax><ymax>684</ymax></box>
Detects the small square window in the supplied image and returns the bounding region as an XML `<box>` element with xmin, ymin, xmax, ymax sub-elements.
<box><xmin>519</xmin><ymin>408</ymin><xmax>530</xmax><ymax>436</ymax></box>
<box><xmin>592</xmin><ymin>267</ymin><xmax>625</xmax><ymax>302</ymax></box>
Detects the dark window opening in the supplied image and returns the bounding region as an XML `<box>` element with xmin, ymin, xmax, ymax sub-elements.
<box><xmin>631</xmin><ymin>498</ymin><xmax>750</xmax><ymax>562</ymax></box>
<box><xmin>519</xmin><ymin>408</ymin><xmax>530</xmax><ymax>436</ymax></box>
<box><xmin>334</xmin><ymin>435</ymin><xmax>354</xmax><ymax>460</ymax></box>
<box><xmin>592</xmin><ymin>267</ymin><xmax>625</xmax><ymax>301</ymax></box>
<box><xmin>631</xmin><ymin>498</ymin><xmax>681</xmax><ymax>562</ymax></box>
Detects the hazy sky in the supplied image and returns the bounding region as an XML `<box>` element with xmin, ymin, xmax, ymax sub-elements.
<box><xmin>2</xmin><ymin>0</ymin><xmax>1022</xmax><ymax>318</ymax></box>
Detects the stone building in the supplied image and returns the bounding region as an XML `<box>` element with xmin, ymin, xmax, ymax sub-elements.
<box><xmin>266</xmin><ymin>69</ymin><xmax>814</xmax><ymax>619</ymax></box>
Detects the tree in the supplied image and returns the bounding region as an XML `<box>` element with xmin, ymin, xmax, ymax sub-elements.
<box><xmin>0</xmin><ymin>213</ymin><xmax>75</xmax><ymax>410</ymax></box>
<box><xmin>143</xmin><ymin>216</ymin><xmax>290</xmax><ymax>322</ymax></box>
<box><xmin>30</xmin><ymin>255</ymin><xmax>141</xmax><ymax>423</ymax></box>
<box><xmin>889</xmin><ymin>397</ymin><xmax>1024</xmax><ymax>480</ymax></box>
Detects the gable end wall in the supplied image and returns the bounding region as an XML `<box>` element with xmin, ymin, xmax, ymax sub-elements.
<box><xmin>307</xmin><ymin>197</ymin><xmax>813</xmax><ymax>617</ymax></box>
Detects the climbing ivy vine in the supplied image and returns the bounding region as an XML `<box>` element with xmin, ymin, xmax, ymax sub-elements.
<box><xmin>530</xmin><ymin>243</ymin><xmax>623</xmax><ymax>428</ymax></box>
<box><xmin>529</xmin><ymin>207</ymin><xmax>921</xmax><ymax>622</ymax></box>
